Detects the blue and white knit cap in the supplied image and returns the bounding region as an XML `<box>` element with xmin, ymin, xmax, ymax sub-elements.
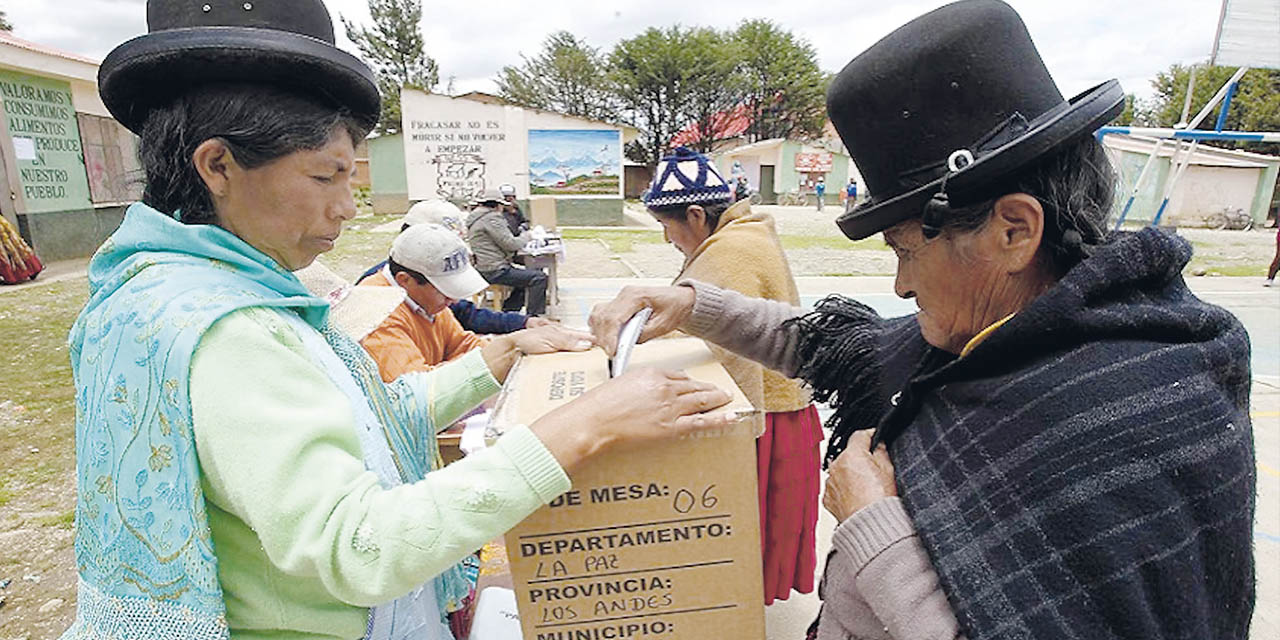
<box><xmin>643</xmin><ymin>146</ymin><xmax>733</xmax><ymax>208</ymax></box>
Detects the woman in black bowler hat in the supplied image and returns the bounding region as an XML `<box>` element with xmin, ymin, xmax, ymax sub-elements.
<box><xmin>63</xmin><ymin>2</ymin><xmax>739</xmax><ymax>638</ymax></box>
<box><xmin>590</xmin><ymin>1</ymin><xmax>1256</xmax><ymax>638</ymax></box>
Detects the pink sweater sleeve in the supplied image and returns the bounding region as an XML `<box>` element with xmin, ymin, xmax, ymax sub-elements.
<box><xmin>829</xmin><ymin>497</ymin><xmax>966</xmax><ymax>640</ymax></box>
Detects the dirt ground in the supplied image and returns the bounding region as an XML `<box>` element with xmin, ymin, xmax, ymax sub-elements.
<box><xmin>1</xmin><ymin>280</ymin><xmax>85</xmax><ymax>640</ymax></box>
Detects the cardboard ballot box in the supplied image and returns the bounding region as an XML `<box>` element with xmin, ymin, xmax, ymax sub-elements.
<box><xmin>491</xmin><ymin>338</ymin><xmax>766</xmax><ymax>640</ymax></box>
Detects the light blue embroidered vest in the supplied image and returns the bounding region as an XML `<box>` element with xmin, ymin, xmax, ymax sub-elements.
<box><xmin>63</xmin><ymin>204</ymin><xmax>470</xmax><ymax>639</ymax></box>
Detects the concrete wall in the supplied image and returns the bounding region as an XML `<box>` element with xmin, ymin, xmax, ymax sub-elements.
<box><xmin>23</xmin><ymin>204</ymin><xmax>125</xmax><ymax>262</ymax></box>
<box><xmin>1112</xmin><ymin>148</ymin><xmax>1169</xmax><ymax>224</ymax></box>
<box><xmin>780</xmin><ymin>141</ymin><xmax>850</xmax><ymax>203</ymax></box>
<box><xmin>1111</xmin><ymin>147</ymin><xmax>1279</xmax><ymax>227</ymax></box>
<box><xmin>0</xmin><ymin>41</ymin><xmax>107</xmax><ymax>116</ymax></box>
<box><xmin>553</xmin><ymin>198</ymin><xmax>624</xmax><ymax>226</ymax></box>
<box><xmin>717</xmin><ymin>141</ymin><xmax>848</xmax><ymax>202</ymax></box>
<box><xmin>1250</xmin><ymin>164</ymin><xmax>1279</xmax><ymax>224</ymax></box>
<box><xmin>388</xmin><ymin>92</ymin><xmax>626</xmax><ymax>226</ymax></box>
<box><xmin>1172</xmin><ymin>165</ymin><xmax>1262</xmax><ymax>225</ymax></box>
<box><xmin>368</xmin><ymin>134</ymin><xmax>409</xmax><ymax>215</ymax></box>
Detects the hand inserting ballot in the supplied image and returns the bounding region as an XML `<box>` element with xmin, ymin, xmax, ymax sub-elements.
<box><xmin>589</xmin><ymin>285</ymin><xmax>697</xmax><ymax>357</ymax></box>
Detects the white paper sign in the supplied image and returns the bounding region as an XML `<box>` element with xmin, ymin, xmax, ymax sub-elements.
<box><xmin>12</xmin><ymin>137</ymin><xmax>36</xmax><ymax>161</ymax></box>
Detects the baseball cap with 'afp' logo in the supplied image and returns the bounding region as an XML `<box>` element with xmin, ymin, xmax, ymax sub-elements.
<box><xmin>390</xmin><ymin>224</ymin><xmax>490</xmax><ymax>300</ymax></box>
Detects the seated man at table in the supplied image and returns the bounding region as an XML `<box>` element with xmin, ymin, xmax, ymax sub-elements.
<box><xmin>360</xmin><ymin>199</ymin><xmax>550</xmax><ymax>333</ymax></box>
<box><xmin>357</xmin><ymin>224</ymin><xmax>491</xmax><ymax>382</ymax></box>
<box><xmin>466</xmin><ymin>190</ymin><xmax>548</xmax><ymax>316</ymax></box>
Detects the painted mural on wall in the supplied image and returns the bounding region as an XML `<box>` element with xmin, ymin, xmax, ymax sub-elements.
<box><xmin>0</xmin><ymin>69</ymin><xmax>92</xmax><ymax>213</ymax></box>
<box><xmin>528</xmin><ymin>129</ymin><xmax>621</xmax><ymax>196</ymax></box>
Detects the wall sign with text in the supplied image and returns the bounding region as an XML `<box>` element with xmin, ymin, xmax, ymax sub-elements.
<box><xmin>0</xmin><ymin>69</ymin><xmax>92</xmax><ymax>214</ymax></box>
<box><xmin>793</xmin><ymin>152</ymin><xmax>833</xmax><ymax>173</ymax></box>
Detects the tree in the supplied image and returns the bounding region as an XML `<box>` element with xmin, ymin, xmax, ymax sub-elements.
<box><xmin>0</xmin><ymin>10</ymin><xmax>12</xmax><ymax>31</ymax></box>
<box><xmin>496</xmin><ymin>32</ymin><xmax>618</xmax><ymax>122</ymax></box>
<box><xmin>679</xmin><ymin>28</ymin><xmax>745</xmax><ymax>153</ymax></box>
<box><xmin>1111</xmin><ymin>93</ymin><xmax>1144</xmax><ymax>127</ymax></box>
<box><xmin>1146</xmin><ymin>63</ymin><xmax>1280</xmax><ymax>154</ymax></box>
<box><xmin>609</xmin><ymin>26</ymin><xmax>701</xmax><ymax>167</ymax></box>
<box><xmin>732</xmin><ymin>20</ymin><xmax>826</xmax><ymax>143</ymax></box>
<box><xmin>342</xmin><ymin>0</ymin><xmax>439</xmax><ymax>134</ymax></box>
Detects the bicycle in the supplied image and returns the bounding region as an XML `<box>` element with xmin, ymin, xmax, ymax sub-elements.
<box><xmin>1203</xmin><ymin>206</ymin><xmax>1254</xmax><ymax>231</ymax></box>
<box><xmin>778</xmin><ymin>189</ymin><xmax>809</xmax><ymax>207</ymax></box>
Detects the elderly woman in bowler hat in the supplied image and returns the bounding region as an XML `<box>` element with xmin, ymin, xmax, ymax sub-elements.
<box><xmin>64</xmin><ymin>1</ymin><xmax>736</xmax><ymax>638</ymax></box>
<box><xmin>592</xmin><ymin>1</ymin><xmax>1255</xmax><ymax>638</ymax></box>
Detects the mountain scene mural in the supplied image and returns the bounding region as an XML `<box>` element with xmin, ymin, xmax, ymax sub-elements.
<box><xmin>528</xmin><ymin>129</ymin><xmax>622</xmax><ymax>196</ymax></box>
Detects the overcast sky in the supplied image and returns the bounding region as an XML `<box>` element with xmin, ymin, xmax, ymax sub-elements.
<box><xmin>3</xmin><ymin>0</ymin><xmax>1221</xmax><ymax>101</ymax></box>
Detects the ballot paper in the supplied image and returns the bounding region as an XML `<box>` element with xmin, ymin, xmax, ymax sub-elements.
<box><xmin>609</xmin><ymin>307</ymin><xmax>652</xmax><ymax>379</ymax></box>
<box><xmin>469</xmin><ymin>587</ymin><xmax>523</xmax><ymax>640</ymax></box>
<box><xmin>492</xmin><ymin>338</ymin><xmax>765</xmax><ymax>640</ymax></box>
<box><xmin>459</xmin><ymin>412</ymin><xmax>491</xmax><ymax>456</ymax></box>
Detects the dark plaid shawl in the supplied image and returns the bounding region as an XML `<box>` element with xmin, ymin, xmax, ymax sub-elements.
<box><xmin>789</xmin><ymin>228</ymin><xmax>1256</xmax><ymax>639</ymax></box>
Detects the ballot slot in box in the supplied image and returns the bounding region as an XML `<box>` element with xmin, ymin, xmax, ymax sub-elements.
<box><xmin>490</xmin><ymin>337</ymin><xmax>766</xmax><ymax>640</ymax></box>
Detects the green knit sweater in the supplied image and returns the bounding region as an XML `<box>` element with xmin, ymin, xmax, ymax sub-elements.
<box><xmin>190</xmin><ymin>307</ymin><xmax>569</xmax><ymax>639</ymax></box>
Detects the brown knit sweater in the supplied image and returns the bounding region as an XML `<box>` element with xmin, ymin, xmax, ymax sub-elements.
<box><xmin>674</xmin><ymin>199</ymin><xmax>812</xmax><ymax>419</ymax></box>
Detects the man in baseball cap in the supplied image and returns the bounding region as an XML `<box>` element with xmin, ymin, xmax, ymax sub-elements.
<box><xmin>400</xmin><ymin>199</ymin><xmax>465</xmax><ymax>236</ymax></box>
<box><xmin>357</xmin><ymin>224</ymin><xmax>492</xmax><ymax>381</ymax></box>
<box><xmin>358</xmin><ymin>199</ymin><xmax>553</xmax><ymax>334</ymax></box>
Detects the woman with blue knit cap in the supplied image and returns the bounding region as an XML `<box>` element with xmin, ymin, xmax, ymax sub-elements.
<box><xmin>63</xmin><ymin>2</ymin><xmax>738</xmax><ymax>638</ymax></box>
<box><xmin>644</xmin><ymin>146</ymin><xmax>823</xmax><ymax>607</ymax></box>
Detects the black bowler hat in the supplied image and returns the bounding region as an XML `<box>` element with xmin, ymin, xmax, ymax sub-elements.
<box><xmin>99</xmin><ymin>0</ymin><xmax>380</xmax><ymax>134</ymax></box>
<box><xmin>828</xmin><ymin>0</ymin><xmax>1124</xmax><ymax>241</ymax></box>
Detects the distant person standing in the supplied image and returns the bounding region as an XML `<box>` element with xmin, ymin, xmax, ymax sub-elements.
<box><xmin>844</xmin><ymin>178</ymin><xmax>858</xmax><ymax>213</ymax></box>
<box><xmin>814</xmin><ymin>176</ymin><xmax>826</xmax><ymax>212</ymax></box>
<box><xmin>1266</xmin><ymin>225</ymin><xmax>1279</xmax><ymax>286</ymax></box>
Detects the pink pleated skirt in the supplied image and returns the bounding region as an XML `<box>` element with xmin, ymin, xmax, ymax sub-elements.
<box><xmin>759</xmin><ymin>404</ymin><xmax>823</xmax><ymax>604</ymax></box>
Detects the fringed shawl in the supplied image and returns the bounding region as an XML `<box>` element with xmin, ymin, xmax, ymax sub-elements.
<box><xmin>788</xmin><ymin>228</ymin><xmax>1255</xmax><ymax>639</ymax></box>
